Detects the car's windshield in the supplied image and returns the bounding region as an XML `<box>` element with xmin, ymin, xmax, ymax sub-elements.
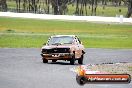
<box><xmin>48</xmin><ymin>36</ymin><xmax>74</xmax><ymax>45</ymax></box>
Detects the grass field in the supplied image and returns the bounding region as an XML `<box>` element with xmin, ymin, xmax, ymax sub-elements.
<box><xmin>0</xmin><ymin>17</ymin><xmax>132</xmax><ymax>48</ymax></box>
<box><xmin>67</xmin><ymin>5</ymin><xmax>127</xmax><ymax>17</ymax></box>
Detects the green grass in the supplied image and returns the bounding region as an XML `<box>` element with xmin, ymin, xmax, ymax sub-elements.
<box><xmin>96</xmin><ymin>6</ymin><xmax>127</xmax><ymax>17</ymax></box>
<box><xmin>67</xmin><ymin>5</ymin><xmax>127</xmax><ymax>17</ymax></box>
<box><xmin>0</xmin><ymin>17</ymin><xmax>132</xmax><ymax>34</ymax></box>
<box><xmin>0</xmin><ymin>17</ymin><xmax>132</xmax><ymax>48</ymax></box>
<box><xmin>0</xmin><ymin>33</ymin><xmax>49</xmax><ymax>48</ymax></box>
<box><xmin>7</xmin><ymin>1</ymin><xmax>16</xmax><ymax>9</ymax></box>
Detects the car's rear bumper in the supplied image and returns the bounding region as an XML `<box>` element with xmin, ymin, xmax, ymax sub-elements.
<box><xmin>41</xmin><ymin>53</ymin><xmax>74</xmax><ymax>60</ymax></box>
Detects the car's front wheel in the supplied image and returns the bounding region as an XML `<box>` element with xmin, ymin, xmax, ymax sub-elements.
<box><xmin>76</xmin><ymin>75</ymin><xmax>87</xmax><ymax>86</ymax></box>
<box><xmin>42</xmin><ymin>58</ymin><xmax>48</xmax><ymax>63</ymax></box>
<box><xmin>70</xmin><ymin>54</ymin><xmax>75</xmax><ymax>65</ymax></box>
<box><xmin>78</xmin><ymin>55</ymin><xmax>83</xmax><ymax>64</ymax></box>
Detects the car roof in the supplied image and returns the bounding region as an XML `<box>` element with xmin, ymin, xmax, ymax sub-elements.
<box><xmin>51</xmin><ymin>35</ymin><xmax>76</xmax><ymax>37</ymax></box>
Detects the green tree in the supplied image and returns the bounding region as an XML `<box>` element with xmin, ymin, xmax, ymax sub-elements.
<box><xmin>0</xmin><ymin>0</ymin><xmax>7</xmax><ymax>11</ymax></box>
<box><xmin>126</xmin><ymin>0</ymin><xmax>132</xmax><ymax>17</ymax></box>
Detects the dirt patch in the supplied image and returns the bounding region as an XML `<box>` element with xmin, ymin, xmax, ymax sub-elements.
<box><xmin>88</xmin><ymin>63</ymin><xmax>132</xmax><ymax>76</ymax></box>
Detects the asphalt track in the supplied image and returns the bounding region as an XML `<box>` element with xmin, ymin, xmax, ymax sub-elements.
<box><xmin>0</xmin><ymin>48</ymin><xmax>132</xmax><ymax>88</ymax></box>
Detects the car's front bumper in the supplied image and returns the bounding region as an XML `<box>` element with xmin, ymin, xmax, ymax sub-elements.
<box><xmin>41</xmin><ymin>53</ymin><xmax>74</xmax><ymax>60</ymax></box>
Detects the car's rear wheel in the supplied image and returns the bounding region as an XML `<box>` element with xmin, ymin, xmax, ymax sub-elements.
<box><xmin>52</xmin><ymin>60</ymin><xmax>57</xmax><ymax>62</ymax></box>
<box><xmin>42</xmin><ymin>58</ymin><xmax>48</xmax><ymax>63</ymax></box>
<box><xmin>70</xmin><ymin>54</ymin><xmax>75</xmax><ymax>65</ymax></box>
<box><xmin>78</xmin><ymin>55</ymin><xmax>83</xmax><ymax>64</ymax></box>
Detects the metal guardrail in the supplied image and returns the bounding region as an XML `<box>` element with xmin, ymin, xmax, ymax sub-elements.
<box><xmin>0</xmin><ymin>12</ymin><xmax>132</xmax><ymax>23</ymax></box>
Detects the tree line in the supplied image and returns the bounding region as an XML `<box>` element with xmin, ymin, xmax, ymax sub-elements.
<box><xmin>0</xmin><ymin>0</ymin><xmax>132</xmax><ymax>17</ymax></box>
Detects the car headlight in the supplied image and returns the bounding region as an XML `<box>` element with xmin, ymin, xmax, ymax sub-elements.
<box><xmin>42</xmin><ymin>49</ymin><xmax>47</xmax><ymax>54</ymax></box>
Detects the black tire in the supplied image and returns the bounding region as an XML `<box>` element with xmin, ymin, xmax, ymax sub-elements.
<box><xmin>78</xmin><ymin>55</ymin><xmax>83</xmax><ymax>64</ymax></box>
<box><xmin>76</xmin><ymin>75</ymin><xmax>87</xmax><ymax>86</ymax></box>
<box><xmin>70</xmin><ymin>54</ymin><xmax>75</xmax><ymax>65</ymax></box>
<box><xmin>52</xmin><ymin>60</ymin><xmax>57</xmax><ymax>62</ymax></box>
<box><xmin>42</xmin><ymin>58</ymin><xmax>48</xmax><ymax>63</ymax></box>
<box><xmin>128</xmin><ymin>74</ymin><xmax>131</xmax><ymax>83</ymax></box>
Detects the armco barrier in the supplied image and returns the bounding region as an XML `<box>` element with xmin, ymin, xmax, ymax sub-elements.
<box><xmin>0</xmin><ymin>12</ymin><xmax>132</xmax><ymax>23</ymax></box>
